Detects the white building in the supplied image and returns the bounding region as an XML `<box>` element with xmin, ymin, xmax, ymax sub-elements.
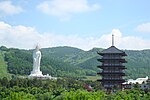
<box><xmin>122</xmin><ymin>76</ymin><xmax>149</xmax><ymax>89</ymax></box>
<box><xmin>126</xmin><ymin>76</ymin><xmax>148</xmax><ymax>84</ymax></box>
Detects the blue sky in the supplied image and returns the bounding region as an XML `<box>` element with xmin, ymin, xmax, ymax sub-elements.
<box><xmin>0</xmin><ymin>0</ymin><xmax>150</xmax><ymax>50</ymax></box>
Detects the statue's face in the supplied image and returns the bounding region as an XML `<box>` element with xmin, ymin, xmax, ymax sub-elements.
<box><xmin>35</xmin><ymin>45</ymin><xmax>40</xmax><ymax>51</ymax></box>
<box><xmin>36</xmin><ymin>48</ymin><xmax>39</xmax><ymax>51</ymax></box>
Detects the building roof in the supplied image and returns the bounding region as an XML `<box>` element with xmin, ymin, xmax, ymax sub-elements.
<box><xmin>123</xmin><ymin>76</ymin><xmax>148</xmax><ymax>84</ymax></box>
<box><xmin>100</xmin><ymin>46</ymin><xmax>125</xmax><ymax>54</ymax></box>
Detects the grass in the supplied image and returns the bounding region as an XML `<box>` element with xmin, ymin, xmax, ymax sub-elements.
<box><xmin>0</xmin><ymin>51</ymin><xmax>11</xmax><ymax>79</ymax></box>
<box><xmin>84</xmin><ymin>75</ymin><xmax>101</xmax><ymax>81</ymax></box>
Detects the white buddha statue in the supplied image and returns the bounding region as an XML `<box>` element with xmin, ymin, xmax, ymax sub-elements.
<box><xmin>30</xmin><ymin>45</ymin><xmax>43</xmax><ymax>77</ymax></box>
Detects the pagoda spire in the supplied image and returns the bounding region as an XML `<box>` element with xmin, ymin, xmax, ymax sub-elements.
<box><xmin>112</xmin><ymin>34</ymin><xmax>114</xmax><ymax>46</ymax></box>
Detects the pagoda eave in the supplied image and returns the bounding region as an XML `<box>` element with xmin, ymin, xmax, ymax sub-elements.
<box><xmin>97</xmin><ymin>66</ymin><xmax>126</xmax><ymax>69</ymax></box>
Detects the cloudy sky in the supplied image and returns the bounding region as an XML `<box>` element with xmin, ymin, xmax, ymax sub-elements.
<box><xmin>0</xmin><ymin>0</ymin><xmax>150</xmax><ymax>50</ymax></box>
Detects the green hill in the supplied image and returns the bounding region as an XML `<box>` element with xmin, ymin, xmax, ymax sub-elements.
<box><xmin>0</xmin><ymin>50</ymin><xmax>11</xmax><ymax>79</ymax></box>
<box><xmin>0</xmin><ymin>46</ymin><xmax>150</xmax><ymax>79</ymax></box>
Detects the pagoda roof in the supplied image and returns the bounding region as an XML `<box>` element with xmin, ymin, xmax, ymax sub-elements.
<box><xmin>100</xmin><ymin>46</ymin><xmax>125</xmax><ymax>54</ymax></box>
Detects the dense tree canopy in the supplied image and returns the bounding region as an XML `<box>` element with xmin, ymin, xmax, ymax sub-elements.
<box><xmin>0</xmin><ymin>77</ymin><xmax>150</xmax><ymax>100</ymax></box>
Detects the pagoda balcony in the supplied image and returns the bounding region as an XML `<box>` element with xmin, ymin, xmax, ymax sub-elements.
<box><xmin>97</xmin><ymin>71</ymin><xmax>126</xmax><ymax>76</ymax></box>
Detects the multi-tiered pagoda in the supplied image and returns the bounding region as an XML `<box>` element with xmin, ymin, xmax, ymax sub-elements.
<box><xmin>97</xmin><ymin>35</ymin><xmax>127</xmax><ymax>91</ymax></box>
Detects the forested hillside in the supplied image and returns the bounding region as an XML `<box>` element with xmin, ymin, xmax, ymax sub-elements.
<box><xmin>0</xmin><ymin>46</ymin><xmax>150</xmax><ymax>79</ymax></box>
<box><xmin>0</xmin><ymin>50</ymin><xmax>11</xmax><ymax>79</ymax></box>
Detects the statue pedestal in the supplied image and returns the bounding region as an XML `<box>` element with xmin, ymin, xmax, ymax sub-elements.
<box><xmin>29</xmin><ymin>70</ymin><xmax>43</xmax><ymax>77</ymax></box>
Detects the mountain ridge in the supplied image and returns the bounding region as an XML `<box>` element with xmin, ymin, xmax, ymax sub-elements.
<box><xmin>0</xmin><ymin>46</ymin><xmax>150</xmax><ymax>79</ymax></box>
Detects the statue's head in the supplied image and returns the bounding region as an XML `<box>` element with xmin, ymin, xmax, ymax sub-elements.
<box><xmin>35</xmin><ymin>44</ymin><xmax>40</xmax><ymax>51</ymax></box>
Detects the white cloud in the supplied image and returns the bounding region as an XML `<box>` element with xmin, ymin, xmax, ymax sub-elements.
<box><xmin>136</xmin><ymin>22</ymin><xmax>150</xmax><ymax>33</ymax></box>
<box><xmin>0</xmin><ymin>1</ymin><xmax>23</xmax><ymax>16</ymax></box>
<box><xmin>0</xmin><ymin>21</ymin><xmax>150</xmax><ymax>50</ymax></box>
<box><xmin>99</xmin><ymin>29</ymin><xmax>150</xmax><ymax>50</ymax></box>
<box><xmin>37</xmin><ymin>0</ymin><xmax>100</xmax><ymax>19</ymax></box>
